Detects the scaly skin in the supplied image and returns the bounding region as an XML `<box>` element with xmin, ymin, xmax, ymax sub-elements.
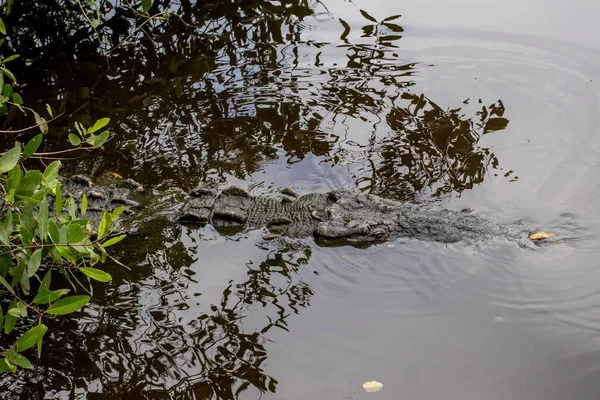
<box><xmin>179</xmin><ymin>184</ymin><xmax>556</xmax><ymax>246</ymax></box>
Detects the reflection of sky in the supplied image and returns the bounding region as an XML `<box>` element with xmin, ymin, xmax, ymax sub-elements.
<box><xmin>316</xmin><ymin>0</ymin><xmax>600</xmax><ymax>49</ymax></box>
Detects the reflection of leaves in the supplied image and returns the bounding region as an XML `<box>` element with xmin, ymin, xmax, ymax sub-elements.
<box><xmin>382</xmin><ymin>22</ymin><xmax>404</xmax><ymax>32</ymax></box>
<box><xmin>360</xmin><ymin>9</ymin><xmax>378</xmax><ymax>23</ymax></box>
<box><xmin>339</xmin><ymin>18</ymin><xmax>351</xmax><ymax>41</ymax></box>
<box><xmin>383</xmin><ymin>14</ymin><xmax>402</xmax><ymax>22</ymax></box>
<box><xmin>484</xmin><ymin>117</ymin><xmax>509</xmax><ymax>133</ymax></box>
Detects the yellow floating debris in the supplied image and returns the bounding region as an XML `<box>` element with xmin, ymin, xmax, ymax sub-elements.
<box><xmin>111</xmin><ymin>172</ymin><xmax>123</xmax><ymax>180</ymax></box>
<box><xmin>362</xmin><ymin>381</ymin><xmax>383</xmax><ymax>393</ymax></box>
<box><xmin>529</xmin><ymin>231</ymin><xmax>555</xmax><ymax>240</ymax></box>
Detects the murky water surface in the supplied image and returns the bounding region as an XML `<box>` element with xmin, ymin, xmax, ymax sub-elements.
<box><xmin>4</xmin><ymin>0</ymin><xmax>600</xmax><ymax>398</ymax></box>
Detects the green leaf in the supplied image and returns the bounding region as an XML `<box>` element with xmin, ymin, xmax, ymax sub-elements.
<box><xmin>23</xmin><ymin>134</ymin><xmax>42</xmax><ymax>160</ymax></box>
<box><xmin>68</xmin><ymin>133</ymin><xmax>81</xmax><ymax>146</ymax></box>
<box><xmin>47</xmin><ymin>295</ymin><xmax>90</xmax><ymax>316</ymax></box>
<box><xmin>55</xmin><ymin>183</ymin><xmax>62</xmax><ymax>215</ymax></box>
<box><xmin>27</xmin><ymin>249</ymin><xmax>43</xmax><ymax>277</ymax></box>
<box><xmin>46</xmin><ymin>104</ymin><xmax>53</xmax><ymax>118</ymax></box>
<box><xmin>16</xmin><ymin>301</ymin><xmax>27</xmax><ymax>317</ymax></box>
<box><xmin>2</xmin><ymin>54</ymin><xmax>19</xmax><ymax>63</ymax></box>
<box><xmin>87</xmin><ymin>117</ymin><xmax>110</xmax><ymax>134</ymax></box>
<box><xmin>36</xmin><ymin>198</ymin><xmax>48</xmax><ymax>241</ymax></box>
<box><xmin>0</xmin><ymin>209</ymin><xmax>13</xmax><ymax>246</ymax></box>
<box><xmin>101</xmin><ymin>234</ymin><xmax>127</xmax><ymax>247</ymax></box>
<box><xmin>97</xmin><ymin>212</ymin><xmax>110</xmax><ymax>238</ymax></box>
<box><xmin>92</xmin><ymin>131</ymin><xmax>110</xmax><ymax>148</ymax></box>
<box><xmin>12</xmin><ymin>92</ymin><xmax>22</xmax><ymax>105</ymax></box>
<box><xmin>1</xmin><ymin>67</ymin><xmax>16</xmax><ymax>83</ymax></box>
<box><xmin>67</xmin><ymin>224</ymin><xmax>85</xmax><ymax>243</ymax></box>
<box><xmin>40</xmin><ymin>270</ymin><xmax>51</xmax><ymax>290</ymax></box>
<box><xmin>0</xmin><ymin>17</ymin><xmax>6</xmax><ymax>35</ymax></box>
<box><xmin>80</xmin><ymin>267</ymin><xmax>112</xmax><ymax>282</ymax></box>
<box><xmin>2</xmin><ymin>83</ymin><xmax>13</xmax><ymax>97</ymax></box>
<box><xmin>74</xmin><ymin>121</ymin><xmax>84</xmax><ymax>136</ymax></box>
<box><xmin>33</xmin><ymin>288</ymin><xmax>69</xmax><ymax>304</ymax></box>
<box><xmin>90</xmin><ymin>19</ymin><xmax>100</xmax><ymax>28</ymax></box>
<box><xmin>56</xmin><ymin>246</ymin><xmax>76</xmax><ymax>265</ymax></box>
<box><xmin>6</xmin><ymin>164</ymin><xmax>22</xmax><ymax>192</ymax></box>
<box><xmin>0</xmin><ymin>305</ymin><xmax>3</xmax><ymax>333</ymax></box>
<box><xmin>33</xmin><ymin>112</ymin><xmax>48</xmax><ymax>134</ymax></box>
<box><xmin>142</xmin><ymin>0</ymin><xmax>151</xmax><ymax>13</ymax></box>
<box><xmin>0</xmin><ymin>144</ymin><xmax>20</xmax><ymax>174</ymax></box>
<box><xmin>0</xmin><ymin>358</ymin><xmax>16</xmax><ymax>373</ymax></box>
<box><xmin>68</xmin><ymin>197</ymin><xmax>77</xmax><ymax>219</ymax></box>
<box><xmin>15</xmin><ymin>324</ymin><xmax>48</xmax><ymax>352</ymax></box>
<box><xmin>5</xmin><ymin>351</ymin><xmax>33</xmax><ymax>369</ymax></box>
<box><xmin>43</xmin><ymin>160</ymin><xmax>61</xmax><ymax>183</ymax></box>
<box><xmin>4</xmin><ymin>300</ymin><xmax>16</xmax><ymax>334</ymax></box>
<box><xmin>359</xmin><ymin>9</ymin><xmax>378</xmax><ymax>23</ymax></box>
<box><xmin>48</xmin><ymin>221</ymin><xmax>59</xmax><ymax>243</ymax></box>
<box><xmin>15</xmin><ymin>170</ymin><xmax>42</xmax><ymax>198</ymax></box>
<box><xmin>81</xmin><ymin>193</ymin><xmax>88</xmax><ymax>216</ymax></box>
<box><xmin>7</xmin><ymin>308</ymin><xmax>19</xmax><ymax>317</ymax></box>
<box><xmin>0</xmin><ymin>275</ymin><xmax>15</xmax><ymax>296</ymax></box>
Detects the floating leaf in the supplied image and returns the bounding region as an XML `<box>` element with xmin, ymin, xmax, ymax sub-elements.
<box><xmin>15</xmin><ymin>324</ymin><xmax>47</xmax><ymax>352</ymax></box>
<box><xmin>0</xmin><ymin>144</ymin><xmax>20</xmax><ymax>174</ymax></box>
<box><xmin>362</xmin><ymin>381</ymin><xmax>383</xmax><ymax>393</ymax></box>
<box><xmin>47</xmin><ymin>295</ymin><xmax>90</xmax><ymax>316</ymax></box>
<box><xmin>23</xmin><ymin>134</ymin><xmax>42</xmax><ymax>160</ymax></box>
<box><xmin>529</xmin><ymin>231</ymin><xmax>555</xmax><ymax>240</ymax></box>
<box><xmin>80</xmin><ymin>267</ymin><xmax>112</xmax><ymax>282</ymax></box>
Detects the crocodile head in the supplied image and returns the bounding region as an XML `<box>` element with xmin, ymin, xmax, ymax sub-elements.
<box><xmin>314</xmin><ymin>218</ymin><xmax>390</xmax><ymax>245</ymax></box>
<box><xmin>312</xmin><ymin>189</ymin><xmax>395</xmax><ymax>245</ymax></box>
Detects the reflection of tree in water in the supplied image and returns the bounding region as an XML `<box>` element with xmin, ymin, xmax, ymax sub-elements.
<box><xmin>1</xmin><ymin>219</ymin><xmax>314</xmax><ymax>398</ymax></box>
<box><xmin>355</xmin><ymin>94</ymin><xmax>512</xmax><ymax>199</ymax></box>
<box><xmin>0</xmin><ymin>2</ymin><xmax>514</xmax><ymax>398</ymax></box>
<box><xmin>3</xmin><ymin>0</ymin><xmax>511</xmax><ymax>199</ymax></box>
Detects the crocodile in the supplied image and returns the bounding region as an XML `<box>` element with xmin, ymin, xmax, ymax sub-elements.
<box><xmin>178</xmin><ymin>183</ymin><xmax>570</xmax><ymax>247</ymax></box>
<box><xmin>44</xmin><ymin>177</ymin><xmax>572</xmax><ymax>247</ymax></box>
<box><xmin>50</xmin><ymin>175</ymin><xmax>144</xmax><ymax>234</ymax></box>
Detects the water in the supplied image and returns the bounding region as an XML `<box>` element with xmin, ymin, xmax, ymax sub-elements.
<box><xmin>4</xmin><ymin>0</ymin><xmax>600</xmax><ymax>398</ymax></box>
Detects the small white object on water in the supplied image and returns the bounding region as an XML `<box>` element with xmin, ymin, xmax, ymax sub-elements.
<box><xmin>362</xmin><ymin>381</ymin><xmax>383</xmax><ymax>392</ymax></box>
